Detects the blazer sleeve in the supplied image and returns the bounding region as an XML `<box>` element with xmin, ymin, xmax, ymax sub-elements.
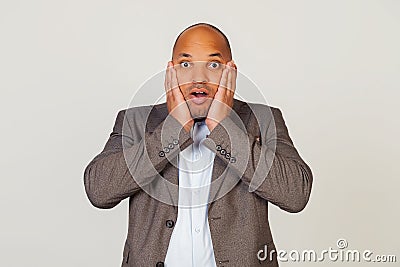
<box><xmin>83</xmin><ymin>109</ymin><xmax>193</xmax><ymax>209</ymax></box>
<box><xmin>203</xmin><ymin>106</ymin><xmax>313</xmax><ymax>213</ymax></box>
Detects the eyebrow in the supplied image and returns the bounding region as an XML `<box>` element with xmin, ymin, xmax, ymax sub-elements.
<box><xmin>208</xmin><ymin>52</ymin><xmax>223</xmax><ymax>59</ymax></box>
<box><xmin>177</xmin><ymin>52</ymin><xmax>224</xmax><ymax>59</ymax></box>
<box><xmin>178</xmin><ymin>53</ymin><xmax>192</xmax><ymax>58</ymax></box>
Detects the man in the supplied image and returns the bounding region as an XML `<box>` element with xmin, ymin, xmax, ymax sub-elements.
<box><xmin>84</xmin><ymin>23</ymin><xmax>313</xmax><ymax>267</ymax></box>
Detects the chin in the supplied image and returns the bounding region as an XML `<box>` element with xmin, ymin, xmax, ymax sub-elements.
<box><xmin>187</xmin><ymin>103</ymin><xmax>210</xmax><ymax>120</ymax></box>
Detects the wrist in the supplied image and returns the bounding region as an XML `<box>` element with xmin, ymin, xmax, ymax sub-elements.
<box><xmin>183</xmin><ymin>120</ymin><xmax>194</xmax><ymax>133</ymax></box>
<box><xmin>205</xmin><ymin>118</ymin><xmax>218</xmax><ymax>132</ymax></box>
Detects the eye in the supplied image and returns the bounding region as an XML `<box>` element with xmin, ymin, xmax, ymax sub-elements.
<box><xmin>180</xmin><ymin>61</ymin><xmax>191</xmax><ymax>68</ymax></box>
<box><xmin>208</xmin><ymin>61</ymin><xmax>221</xmax><ymax>69</ymax></box>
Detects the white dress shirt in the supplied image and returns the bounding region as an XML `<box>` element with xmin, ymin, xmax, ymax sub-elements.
<box><xmin>164</xmin><ymin>120</ymin><xmax>217</xmax><ymax>267</ymax></box>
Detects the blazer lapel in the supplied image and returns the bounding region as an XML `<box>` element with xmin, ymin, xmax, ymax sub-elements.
<box><xmin>207</xmin><ymin>99</ymin><xmax>252</xmax><ymax>212</ymax></box>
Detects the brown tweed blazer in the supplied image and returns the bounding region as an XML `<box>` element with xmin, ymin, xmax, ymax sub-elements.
<box><xmin>84</xmin><ymin>98</ymin><xmax>313</xmax><ymax>267</ymax></box>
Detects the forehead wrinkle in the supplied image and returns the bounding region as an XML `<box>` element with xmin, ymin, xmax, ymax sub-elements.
<box><xmin>178</xmin><ymin>40</ymin><xmax>220</xmax><ymax>48</ymax></box>
<box><xmin>175</xmin><ymin>43</ymin><xmax>227</xmax><ymax>58</ymax></box>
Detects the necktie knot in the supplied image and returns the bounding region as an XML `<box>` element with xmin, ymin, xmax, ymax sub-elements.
<box><xmin>192</xmin><ymin>120</ymin><xmax>209</xmax><ymax>149</ymax></box>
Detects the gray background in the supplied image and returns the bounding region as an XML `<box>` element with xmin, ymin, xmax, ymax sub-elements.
<box><xmin>1</xmin><ymin>0</ymin><xmax>399</xmax><ymax>266</ymax></box>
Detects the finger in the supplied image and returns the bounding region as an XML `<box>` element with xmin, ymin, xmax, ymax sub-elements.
<box><xmin>165</xmin><ymin>61</ymin><xmax>172</xmax><ymax>94</ymax></box>
<box><xmin>170</xmin><ymin>63</ymin><xmax>179</xmax><ymax>91</ymax></box>
<box><xmin>213</xmin><ymin>69</ymin><xmax>228</xmax><ymax>103</ymax></box>
<box><xmin>170</xmin><ymin>64</ymin><xmax>186</xmax><ymax>103</ymax></box>
<box><xmin>164</xmin><ymin>62</ymin><xmax>169</xmax><ymax>92</ymax></box>
<box><xmin>227</xmin><ymin>65</ymin><xmax>233</xmax><ymax>92</ymax></box>
<box><xmin>230</xmin><ymin>60</ymin><xmax>237</xmax><ymax>68</ymax></box>
<box><xmin>219</xmin><ymin>66</ymin><xmax>229</xmax><ymax>91</ymax></box>
<box><xmin>227</xmin><ymin>62</ymin><xmax>236</xmax><ymax>93</ymax></box>
<box><xmin>168</xmin><ymin>61</ymin><xmax>175</xmax><ymax>93</ymax></box>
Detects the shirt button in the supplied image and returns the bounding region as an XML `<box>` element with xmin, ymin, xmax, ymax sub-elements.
<box><xmin>195</xmin><ymin>227</ymin><xmax>200</xmax><ymax>233</ymax></box>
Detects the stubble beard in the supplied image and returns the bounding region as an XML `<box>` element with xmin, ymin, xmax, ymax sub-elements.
<box><xmin>186</xmin><ymin>99</ymin><xmax>213</xmax><ymax>121</ymax></box>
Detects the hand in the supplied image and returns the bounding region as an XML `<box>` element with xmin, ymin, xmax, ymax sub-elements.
<box><xmin>206</xmin><ymin>60</ymin><xmax>237</xmax><ymax>131</ymax></box>
<box><xmin>164</xmin><ymin>61</ymin><xmax>194</xmax><ymax>133</ymax></box>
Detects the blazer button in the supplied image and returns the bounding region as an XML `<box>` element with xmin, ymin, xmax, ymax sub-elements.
<box><xmin>163</xmin><ymin>147</ymin><xmax>170</xmax><ymax>153</ymax></box>
<box><xmin>158</xmin><ymin>151</ymin><xmax>165</xmax><ymax>157</ymax></box>
<box><xmin>216</xmin><ymin>145</ymin><xmax>222</xmax><ymax>151</ymax></box>
<box><xmin>230</xmin><ymin>157</ymin><xmax>236</xmax><ymax>163</ymax></box>
<box><xmin>220</xmin><ymin>149</ymin><xmax>226</xmax><ymax>155</ymax></box>
<box><xmin>156</xmin><ymin>261</ymin><xmax>164</xmax><ymax>267</ymax></box>
<box><xmin>256</xmin><ymin>136</ymin><xmax>261</xmax><ymax>145</ymax></box>
<box><xmin>172</xmin><ymin>139</ymin><xmax>179</xmax><ymax>145</ymax></box>
<box><xmin>166</xmin><ymin>219</ymin><xmax>175</xmax><ymax>228</ymax></box>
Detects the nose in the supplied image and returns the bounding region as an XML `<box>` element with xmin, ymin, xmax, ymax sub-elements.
<box><xmin>191</xmin><ymin>62</ymin><xmax>208</xmax><ymax>84</ymax></box>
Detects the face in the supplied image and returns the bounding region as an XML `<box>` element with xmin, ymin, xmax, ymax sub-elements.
<box><xmin>172</xmin><ymin>26</ymin><xmax>232</xmax><ymax>120</ymax></box>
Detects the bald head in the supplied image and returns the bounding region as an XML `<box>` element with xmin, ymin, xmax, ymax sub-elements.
<box><xmin>172</xmin><ymin>23</ymin><xmax>232</xmax><ymax>61</ymax></box>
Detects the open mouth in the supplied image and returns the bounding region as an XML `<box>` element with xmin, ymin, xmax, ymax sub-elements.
<box><xmin>189</xmin><ymin>89</ymin><xmax>209</xmax><ymax>105</ymax></box>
